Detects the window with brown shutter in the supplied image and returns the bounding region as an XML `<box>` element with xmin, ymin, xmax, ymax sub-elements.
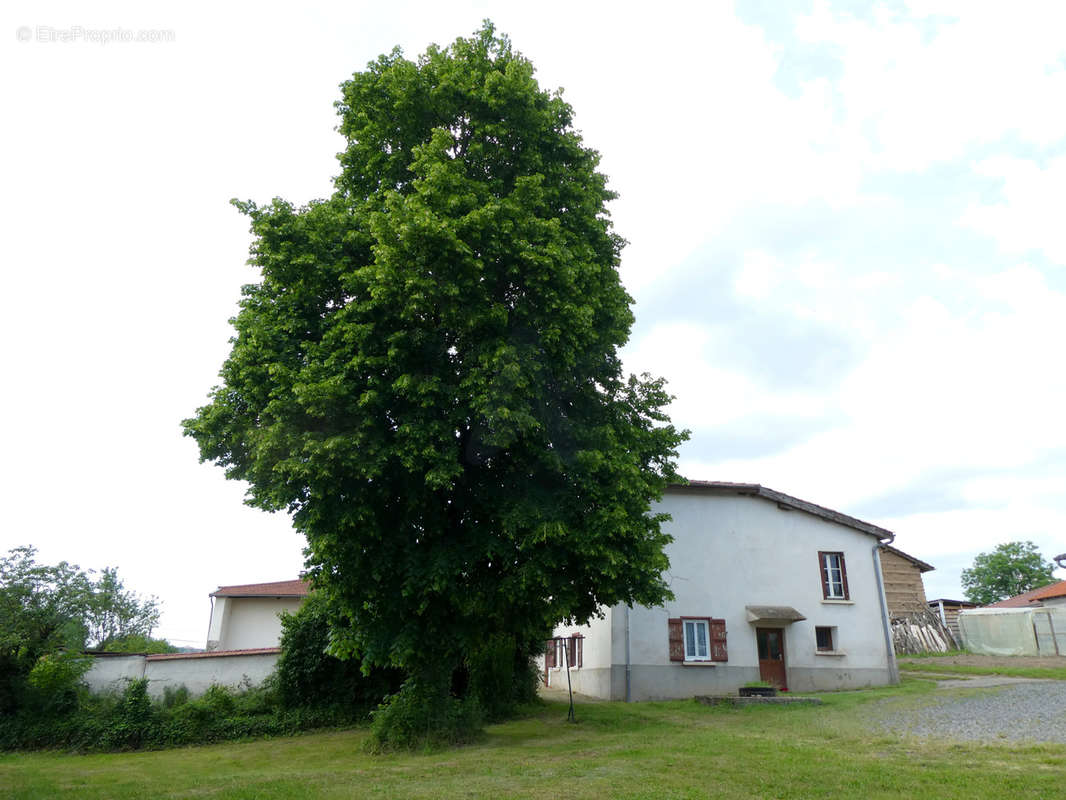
<box><xmin>669</xmin><ymin>617</ymin><xmax>728</xmax><ymax>662</ymax></box>
<box><xmin>571</xmin><ymin>634</ymin><xmax>583</xmax><ymax>668</ymax></box>
<box><xmin>668</xmin><ymin>618</ymin><xmax>685</xmax><ymax>661</ymax></box>
<box><xmin>818</xmin><ymin>551</ymin><xmax>849</xmax><ymax>600</ymax></box>
<box><xmin>545</xmin><ymin>638</ymin><xmax>556</xmax><ymax>668</ymax></box>
<box><xmin>709</xmin><ymin>618</ymin><xmax>728</xmax><ymax>662</ymax></box>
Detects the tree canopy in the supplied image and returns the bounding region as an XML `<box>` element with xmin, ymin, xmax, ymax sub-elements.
<box><xmin>961</xmin><ymin>541</ymin><xmax>1057</xmax><ymax>606</ymax></box>
<box><xmin>183</xmin><ymin>22</ymin><xmax>687</xmax><ymax>728</ymax></box>
<box><xmin>0</xmin><ymin>546</ymin><xmax>162</xmax><ymax>713</ymax></box>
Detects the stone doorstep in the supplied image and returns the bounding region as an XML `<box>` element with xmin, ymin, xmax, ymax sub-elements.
<box><xmin>695</xmin><ymin>695</ymin><xmax>824</xmax><ymax>707</ymax></box>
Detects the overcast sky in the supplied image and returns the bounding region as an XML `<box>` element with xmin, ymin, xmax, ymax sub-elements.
<box><xmin>3</xmin><ymin>0</ymin><xmax>1065</xmax><ymax>646</ymax></box>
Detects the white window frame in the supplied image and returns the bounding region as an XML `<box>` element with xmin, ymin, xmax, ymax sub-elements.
<box><xmin>822</xmin><ymin>552</ymin><xmax>846</xmax><ymax>599</ymax></box>
<box><xmin>683</xmin><ymin>618</ymin><xmax>711</xmax><ymax>661</ymax></box>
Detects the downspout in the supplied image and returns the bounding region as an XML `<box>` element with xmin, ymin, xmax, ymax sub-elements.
<box><xmin>872</xmin><ymin>536</ymin><xmax>900</xmax><ymax>685</ymax></box>
<box><xmin>624</xmin><ymin>605</ymin><xmax>632</xmax><ymax>703</ymax></box>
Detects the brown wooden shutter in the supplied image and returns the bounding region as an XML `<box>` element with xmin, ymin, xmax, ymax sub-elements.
<box><xmin>709</xmin><ymin>618</ymin><xmax>728</xmax><ymax>662</ymax></box>
<box><xmin>572</xmin><ymin>634</ymin><xmax>583</xmax><ymax>668</ymax></box>
<box><xmin>566</xmin><ymin>636</ymin><xmax>577</xmax><ymax>667</ymax></box>
<box><xmin>840</xmin><ymin>554</ymin><xmax>850</xmax><ymax>600</ymax></box>
<box><xmin>818</xmin><ymin>551</ymin><xmax>830</xmax><ymax>599</ymax></box>
<box><xmin>668</xmin><ymin>618</ymin><xmax>684</xmax><ymax>661</ymax></box>
<box><xmin>545</xmin><ymin>638</ymin><xmax>556</xmax><ymax>668</ymax></box>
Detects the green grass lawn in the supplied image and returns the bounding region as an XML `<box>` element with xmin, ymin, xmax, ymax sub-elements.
<box><xmin>897</xmin><ymin>655</ymin><xmax>1066</xmax><ymax>681</ymax></box>
<box><xmin>2</xmin><ymin>679</ymin><xmax>1063</xmax><ymax>799</ymax></box>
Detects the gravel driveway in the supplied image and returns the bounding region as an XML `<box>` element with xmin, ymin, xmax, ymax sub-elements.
<box><xmin>878</xmin><ymin>679</ymin><xmax>1066</xmax><ymax>744</ymax></box>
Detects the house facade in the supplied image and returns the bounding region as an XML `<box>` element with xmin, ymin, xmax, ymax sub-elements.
<box><xmin>206</xmin><ymin>579</ymin><xmax>309</xmax><ymax>651</ymax></box>
<box><xmin>546</xmin><ymin>482</ymin><xmax>899</xmax><ymax>700</ymax></box>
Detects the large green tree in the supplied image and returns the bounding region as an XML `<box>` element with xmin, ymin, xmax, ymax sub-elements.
<box><xmin>961</xmin><ymin>541</ymin><xmax>1057</xmax><ymax>606</ymax></box>
<box><xmin>184</xmin><ymin>23</ymin><xmax>686</xmax><ymax>728</ymax></box>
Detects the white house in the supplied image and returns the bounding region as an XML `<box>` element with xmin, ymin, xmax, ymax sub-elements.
<box><xmin>546</xmin><ymin>481</ymin><xmax>899</xmax><ymax>700</ymax></box>
<box><xmin>85</xmin><ymin>579</ymin><xmax>311</xmax><ymax>699</ymax></box>
<box><xmin>206</xmin><ymin>579</ymin><xmax>310</xmax><ymax>651</ymax></box>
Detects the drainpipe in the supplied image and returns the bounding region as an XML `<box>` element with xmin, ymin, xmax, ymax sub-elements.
<box><xmin>872</xmin><ymin>538</ymin><xmax>900</xmax><ymax>685</ymax></box>
<box><xmin>624</xmin><ymin>605</ymin><xmax>632</xmax><ymax>703</ymax></box>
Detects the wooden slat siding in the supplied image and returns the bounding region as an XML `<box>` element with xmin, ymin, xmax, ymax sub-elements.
<box><xmin>668</xmin><ymin>618</ymin><xmax>684</xmax><ymax>661</ymax></box>
<box><xmin>879</xmin><ymin>549</ymin><xmax>930</xmax><ymax>618</ymax></box>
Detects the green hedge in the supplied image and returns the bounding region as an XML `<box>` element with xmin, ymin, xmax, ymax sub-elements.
<box><xmin>0</xmin><ymin>678</ymin><xmax>363</xmax><ymax>752</ymax></box>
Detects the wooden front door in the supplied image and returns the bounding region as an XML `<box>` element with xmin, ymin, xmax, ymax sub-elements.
<box><xmin>756</xmin><ymin>627</ymin><xmax>787</xmax><ymax>689</ymax></box>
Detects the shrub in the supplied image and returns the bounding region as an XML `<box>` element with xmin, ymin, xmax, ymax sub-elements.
<box><xmin>274</xmin><ymin>593</ymin><xmax>403</xmax><ymax>712</ymax></box>
<box><xmin>22</xmin><ymin>652</ymin><xmax>92</xmax><ymax>716</ymax></box>
<box><xmin>369</xmin><ymin>673</ymin><xmax>483</xmax><ymax>752</ymax></box>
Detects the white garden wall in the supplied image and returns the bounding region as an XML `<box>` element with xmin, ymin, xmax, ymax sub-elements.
<box><xmin>85</xmin><ymin>649</ymin><xmax>280</xmax><ymax>699</ymax></box>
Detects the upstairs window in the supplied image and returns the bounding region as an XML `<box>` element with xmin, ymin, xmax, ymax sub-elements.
<box><xmin>819</xmin><ymin>551</ymin><xmax>849</xmax><ymax>600</ymax></box>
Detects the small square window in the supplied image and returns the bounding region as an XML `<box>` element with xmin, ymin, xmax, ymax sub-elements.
<box><xmin>816</xmin><ymin>626</ymin><xmax>835</xmax><ymax>652</ymax></box>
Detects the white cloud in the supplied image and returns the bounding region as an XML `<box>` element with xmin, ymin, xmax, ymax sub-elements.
<box><xmin>962</xmin><ymin>156</ymin><xmax>1066</xmax><ymax>265</ymax></box>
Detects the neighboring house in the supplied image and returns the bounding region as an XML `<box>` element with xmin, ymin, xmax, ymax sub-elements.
<box><xmin>985</xmin><ymin>580</ymin><xmax>1066</xmax><ymax>609</ymax></box>
<box><xmin>206</xmin><ymin>579</ymin><xmax>310</xmax><ymax>651</ymax></box>
<box><xmin>546</xmin><ymin>481</ymin><xmax>899</xmax><ymax>701</ymax></box>
<box><xmin>878</xmin><ymin>545</ymin><xmax>934</xmax><ymax>620</ymax></box>
<box><xmin>1027</xmin><ymin>581</ymin><xmax>1066</xmax><ymax>608</ymax></box>
<box><xmin>927</xmin><ymin>598</ymin><xmax>977</xmax><ymax>643</ymax></box>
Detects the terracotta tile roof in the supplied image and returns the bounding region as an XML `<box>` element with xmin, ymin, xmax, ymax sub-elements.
<box><xmin>146</xmin><ymin>647</ymin><xmax>281</xmax><ymax>661</ymax></box>
<box><xmin>985</xmin><ymin>580</ymin><xmax>1066</xmax><ymax>608</ymax></box>
<box><xmin>1025</xmin><ymin>580</ymin><xmax>1066</xmax><ymax>602</ymax></box>
<box><xmin>211</xmin><ymin>579</ymin><xmax>309</xmax><ymax>598</ymax></box>
<box><xmin>672</xmin><ymin>481</ymin><xmax>895</xmax><ymax>542</ymax></box>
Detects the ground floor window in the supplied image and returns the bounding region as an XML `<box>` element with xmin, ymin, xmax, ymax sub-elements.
<box><xmin>815</xmin><ymin>626</ymin><xmax>835</xmax><ymax>651</ymax></box>
<box><xmin>684</xmin><ymin>619</ymin><xmax>710</xmax><ymax>661</ymax></box>
<box><xmin>668</xmin><ymin>617</ymin><xmax>728</xmax><ymax>662</ymax></box>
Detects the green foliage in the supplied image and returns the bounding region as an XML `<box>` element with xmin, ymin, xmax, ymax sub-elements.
<box><xmin>960</xmin><ymin>541</ymin><xmax>1057</xmax><ymax>605</ymax></box>
<box><xmin>22</xmin><ymin>652</ymin><xmax>92</xmax><ymax>716</ymax></box>
<box><xmin>98</xmin><ymin>634</ymin><xmax>178</xmax><ymax>654</ymax></box>
<box><xmin>369</xmin><ymin>673</ymin><xmax>484</xmax><ymax>752</ymax></box>
<box><xmin>0</xmin><ymin>546</ymin><xmax>161</xmax><ymax>716</ymax></box>
<box><xmin>274</xmin><ymin>593</ymin><xmax>404</xmax><ymax>710</ymax></box>
<box><xmin>183</xmin><ymin>21</ymin><xmax>687</xmax><ymax>744</ymax></box>
<box><xmin>161</xmin><ymin>684</ymin><xmax>190</xmax><ymax>709</ymax></box>
<box><xmin>466</xmin><ymin>634</ymin><xmax>540</xmax><ymax>722</ymax></box>
<box><xmin>0</xmin><ymin>677</ymin><xmax>362</xmax><ymax>753</ymax></box>
<box><xmin>83</xmin><ymin>568</ymin><xmax>160</xmax><ymax>649</ymax></box>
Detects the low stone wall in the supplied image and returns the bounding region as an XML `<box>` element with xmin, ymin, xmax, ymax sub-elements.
<box><xmin>85</xmin><ymin>648</ymin><xmax>280</xmax><ymax>699</ymax></box>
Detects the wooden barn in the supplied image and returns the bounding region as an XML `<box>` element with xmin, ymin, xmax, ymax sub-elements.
<box><xmin>878</xmin><ymin>545</ymin><xmax>934</xmax><ymax>620</ymax></box>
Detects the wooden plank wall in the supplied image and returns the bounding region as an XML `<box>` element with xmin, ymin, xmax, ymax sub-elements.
<box><xmin>879</xmin><ymin>549</ymin><xmax>929</xmax><ymax>619</ymax></box>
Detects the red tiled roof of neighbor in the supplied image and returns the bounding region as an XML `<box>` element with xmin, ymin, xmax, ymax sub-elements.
<box><xmin>210</xmin><ymin>579</ymin><xmax>309</xmax><ymax>598</ymax></box>
<box><xmin>985</xmin><ymin>581</ymin><xmax>1066</xmax><ymax>608</ymax></box>
<box><xmin>1026</xmin><ymin>580</ymin><xmax>1066</xmax><ymax>602</ymax></box>
<box><xmin>145</xmin><ymin>647</ymin><xmax>281</xmax><ymax>661</ymax></box>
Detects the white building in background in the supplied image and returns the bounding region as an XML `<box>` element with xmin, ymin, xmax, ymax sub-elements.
<box><xmin>206</xmin><ymin>579</ymin><xmax>310</xmax><ymax>651</ymax></box>
<box><xmin>546</xmin><ymin>481</ymin><xmax>899</xmax><ymax>701</ymax></box>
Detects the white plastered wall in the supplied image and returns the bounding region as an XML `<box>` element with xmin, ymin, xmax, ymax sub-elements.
<box><xmin>207</xmin><ymin>596</ymin><xmax>305</xmax><ymax>651</ymax></box>
<box><xmin>552</xmin><ymin>489</ymin><xmax>895</xmax><ymax>700</ymax></box>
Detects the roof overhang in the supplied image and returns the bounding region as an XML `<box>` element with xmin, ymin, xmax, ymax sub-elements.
<box><xmin>669</xmin><ymin>481</ymin><xmax>895</xmax><ymax>543</ymax></box>
<box><xmin>746</xmin><ymin>605</ymin><xmax>807</xmax><ymax>624</ymax></box>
